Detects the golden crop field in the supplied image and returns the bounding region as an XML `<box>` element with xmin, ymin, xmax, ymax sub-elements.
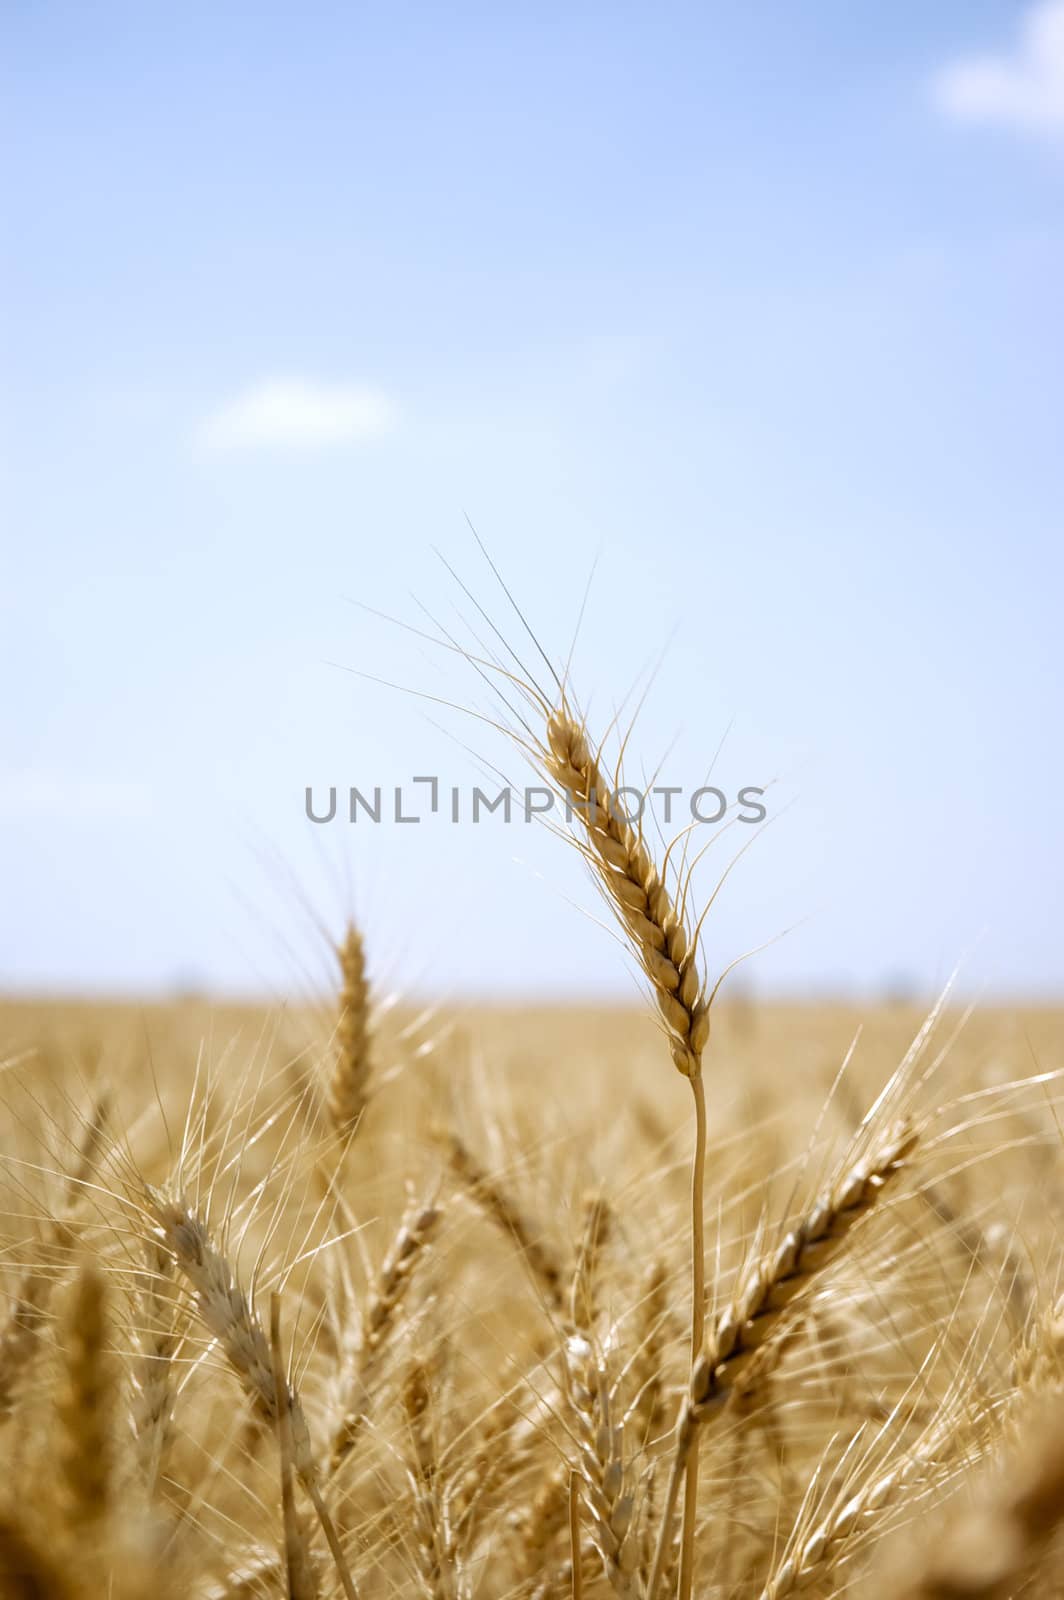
<box><xmin>3</xmin><ymin>980</ymin><xmax>1064</xmax><ymax>1599</ymax></box>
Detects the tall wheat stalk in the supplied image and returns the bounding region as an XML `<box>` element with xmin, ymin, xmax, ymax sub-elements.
<box><xmin>535</xmin><ymin>698</ymin><xmax>711</xmax><ymax>1599</ymax></box>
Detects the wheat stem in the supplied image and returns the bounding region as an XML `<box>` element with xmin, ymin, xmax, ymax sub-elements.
<box><xmin>678</xmin><ymin>1068</ymin><xmax>707</xmax><ymax>1600</ymax></box>
<box><xmin>270</xmin><ymin>1293</ymin><xmax>321</xmax><ymax>1600</ymax></box>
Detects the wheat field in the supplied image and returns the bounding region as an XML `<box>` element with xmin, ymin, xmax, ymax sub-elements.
<box><xmin>3</xmin><ymin>640</ymin><xmax>1064</xmax><ymax>1599</ymax></box>
<box><xmin>3</xmin><ymin>988</ymin><xmax>1064</xmax><ymax>1600</ymax></box>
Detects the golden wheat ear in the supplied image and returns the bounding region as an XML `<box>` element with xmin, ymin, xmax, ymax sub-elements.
<box><xmin>57</xmin><ymin>1259</ymin><xmax>114</xmax><ymax>1534</ymax></box>
<box><xmin>542</xmin><ymin>704</ymin><xmax>708</xmax><ymax>1077</ymax></box>
<box><xmin>330</xmin><ymin>1188</ymin><xmax>442</xmax><ymax>1473</ymax></box>
<box><xmin>401</xmin><ymin>1355</ymin><xmax>454</xmax><ymax>1597</ymax></box>
<box><xmin>563</xmin><ymin>1326</ymin><xmax>638</xmax><ymax>1596</ymax></box>
<box><xmin>143</xmin><ymin>1189</ymin><xmax>356</xmax><ymax>1599</ymax></box>
<box><xmin>130</xmin><ymin>1242</ymin><xmax>178</xmax><ymax>1497</ymax></box>
<box><xmin>568</xmin><ymin>1191</ymin><xmax>613</xmax><ymax>1332</ymax></box>
<box><xmin>756</xmin><ymin>1308</ymin><xmax>991</xmax><ymax>1600</ymax></box>
<box><xmin>329</xmin><ymin>922</ymin><xmax>374</xmax><ymax>1139</ymax></box>
<box><xmin>0</xmin><ymin>1093</ymin><xmax>111</xmax><ymax>1423</ymax></box>
<box><xmin>693</xmin><ymin>1120</ymin><xmax>919</xmax><ymax>1410</ymax></box>
<box><xmin>522</xmin><ymin>683</ymin><xmax>714</xmax><ymax>1600</ymax></box>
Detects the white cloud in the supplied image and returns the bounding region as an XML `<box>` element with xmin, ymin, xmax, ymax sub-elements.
<box><xmin>199</xmin><ymin>377</ymin><xmax>397</xmax><ymax>452</ymax></box>
<box><xmin>932</xmin><ymin>0</ymin><xmax>1064</xmax><ymax>133</ymax></box>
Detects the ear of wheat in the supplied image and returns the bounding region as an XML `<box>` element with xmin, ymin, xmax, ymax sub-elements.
<box><xmin>144</xmin><ymin>1188</ymin><xmax>356</xmax><ymax>1599</ymax></box>
<box><xmin>57</xmin><ymin>1259</ymin><xmax>113</xmax><ymax>1532</ymax></box>
<box><xmin>330</xmin><ymin>1190</ymin><xmax>441</xmax><ymax>1472</ymax></box>
<box><xmin>329</xmin><ymin>923</ymin><xmax>373</xmax><ymax>1138</ymax></box>
<box><xmin>541</xmin><ymin>704</ymin><xmax>708</xmax><ymax>1077</ymax></box>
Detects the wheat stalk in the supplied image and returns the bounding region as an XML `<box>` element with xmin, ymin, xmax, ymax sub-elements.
<box><xmin>270</xmin><ymin>1293</ymin><xmax>321</xmax><ymax>1600</ymax></box>
<box><xmin>569</xmin><ymin>1468</ymin><xmax>585</xmax><ymax>1600</ymax></box>
<box><xmin>536</xmin><ymin>698</ymin><xmax>711</xmax><ymax>1600</ymax></box>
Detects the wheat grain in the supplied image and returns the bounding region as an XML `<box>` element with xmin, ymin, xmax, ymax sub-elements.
<box><xmin>569</xmin><ymin>1469</ymin><xmax>585</xmax><ymax>1600</ymax></box>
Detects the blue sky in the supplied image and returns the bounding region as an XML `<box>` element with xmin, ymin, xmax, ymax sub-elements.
<box><xmin>2</xmin><ymin>1</ymin><xmax>1062</xmax><ymax>1002</ymax></box>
